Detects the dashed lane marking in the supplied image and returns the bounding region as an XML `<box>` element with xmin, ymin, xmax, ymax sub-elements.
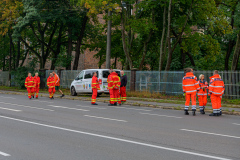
<box><xmin>32</xmin><ymin>100</ymin><xmax>53</xmax><ymax>103</ymax></box>
<box><xmin>0</xmin><ymin>102</ymin><xmax>54</xmax><ymax>111</ymax></box>
<box><xmin>232</xmin><ymin>123</ymin><xmax>240</xmax><ymax>126</ymax></box>
<box><xmin>0</xmin><ymin>115</ymin><xmax>232</xmax><ymax>160</ymax></box>
<box><xmin>0</xmin><ymin>96</ymin><xmax>16</xmax><ymax>99</ymax></box>
<box><xmin>84</xmin><ymin>115</ymin><xmax>127</xmax><ymax>122</ymax></box>
<box><xmin>48</xmin><ymin>105</ymin><xmax>89</xmax><ymax>111</ymax></box>
<box><xmin>181</xmin><ymin>129</ymin><xmax>240</xmax><ymax>139</ymax></box>
<box><xmin>0</xmin><ymin>151</ymin><xmax>10</xmax><ymax>156</ymax></box>
<box><xmin>77</xmin><ymin>105</ymin><xmax>106</xmax><ymax>109</ymax></box>
<box><xmin>0</xmin><ymin>106</ymin><xmax>21</xmax><ymax>112</ymax></box>
<box><xmin>140</xmin><ymin>112</ymin><xmax>182</xmax><ymax>119</ymax></box>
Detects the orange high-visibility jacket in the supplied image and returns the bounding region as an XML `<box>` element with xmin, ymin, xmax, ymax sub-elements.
<box><xmin>33</xmin><ymin>76</ymin><xmax>40</xmax><ymax>88</ymax></box>
<box><xmin>198</xmin><ymin>80</ymin><xmax>208</xmax><ymax>96</ymax></box>
<box><xmin>107</xmin><ymin>73</ymin><xmax>114</xmax><ymax>89</ymax></box>
<box><xmin>47</xmin><ymin>76</ymin><xmax>55</xmax><ymax>88</ymax></box>
<box><xmin>111</xmin><ymin>72</ymin><xmax>121</xmax><ymax>90</ymax></box>
<box><xmin>54</xmin><ymin>74</ymin><xmax>60</xmax><ymax>86</ymax></box>
<box><xmin>209</xmin><ymin>74</ymin><xmax>225</xmax><ymax>96</ymax></box>
<box><xmin>182</xmin><ymin>72</ymin><xmax>200</xmax><ymax>94</ymax></box>
<box><xmin>92</xmin><ymin>76</ymin><xmax>100</xmax><ymax>90</ymax></box>
<box><xmin>25</xmin><ymin>76</ymin><xmax>35</xmax><ymax>88</ymax></box>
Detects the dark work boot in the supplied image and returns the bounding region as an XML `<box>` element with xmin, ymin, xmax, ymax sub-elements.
<box><xmin>200</xmin><ymin>109</ymin><xmax>205</xmax><ymax>114</ymax></box>
<box><xmin>192</xmin><ymin>111</ymin><xmax>196</xmax><ymax>116</ymax></box>
<box><xmin>185</xmin><ymin>110</ymin><xmax>189</xmax><ymax>115</ymax></box>
<box><xmin>114</xmin><ymin>103</ymin><xmax>117</xmax><ymax>106</ymax></box>
<box><xmin>108</xmin><ymin>104</ymin><xmax>114</xmax><ymax>106</ymax></box>
<box><xmin>209</xmin><ymin>113</ymin><xmax>217</xmax><ymax>116</ymax></box>
<box><xmin>219</xmin><ymin>111</ymin><xmax>222</xmax><ymax>116</ymax></box>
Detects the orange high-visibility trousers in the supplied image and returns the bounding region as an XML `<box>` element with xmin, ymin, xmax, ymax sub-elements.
<box><xmin>109</xmin><ymin>89</ymin><xmax>115</xmax><ymax>104</ymax></box>
<box><xmin>91</xmin><ymin>89</ymin><xmax>97</xmax><ymax>104</ymax></box>
<box><xmin>27</xmin><ymin>87</ymin><xmax>34</xmax><ymax>99</ymax></box>
<box><xmin>120</xmin><ymin>86</ymin><xmax>126</xmax><ymax>102</ymax></box>
<box><xmin>185</xmin><ymin>93</ymin><xmax>196</xmax><ymax>111</ymax></box>
<box><xmin>48</xmin><ymin>88</ymin><xmax>55</xmax><ymax>98</ymax></box>
<box><xmin>211</xmin><ymin>95</ymin><xmax>221</xmax><ymax>114</ymax></box>
<box><xmin>113</xmin><ymin>89</ymin><xmax>119</xmax><ymax>104</ymax></box>
<box><xmin>34</xmin><ymin>87</ymin><xmax>39</xmax><ymax>98</ymax></box>
<box><xmin>198</xmin><ymin>95</ymin><xmax>207</xmax><ymax>110</ymax></box>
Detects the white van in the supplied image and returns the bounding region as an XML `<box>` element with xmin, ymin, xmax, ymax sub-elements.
<box><xmin>70</xmin><ymin>69</ymin><xmax>121</xmax><ymax>96</ymax></box>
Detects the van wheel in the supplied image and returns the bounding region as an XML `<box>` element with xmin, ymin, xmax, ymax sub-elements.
<box><xmin>71</xmin><ymin>87</ymin><xmax>77</xmax><ymax>96</ymax></box>
<box><xmin>97</xmin><ymin>93</ymin><xmax>102</xmax><ymax>97</ymax></box>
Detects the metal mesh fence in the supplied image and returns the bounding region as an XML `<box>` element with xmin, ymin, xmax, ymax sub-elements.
<box><xmin>0</xmin><ymin>71</ymin><xmax>9</xmax><ymax>86</ymax></box>
<box><xmin>135</xmin><ymin>71</ymin><xmax>240</xmax><ymax>99</ymax></box>
<box><xmin>60</xmin><ymin>70</ymin><xmax>81</xmax><ymax>88</ymax></box>
<box><xmin>124</xmin><ymin>70</ymin><xmax>131</xmax><ymax>91</ymax></box>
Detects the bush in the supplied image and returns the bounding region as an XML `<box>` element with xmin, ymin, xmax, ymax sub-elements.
<box><xmin>11</xmin><ymin>67</ymin><xmax>35</xmax><ymax>89</ymax></box>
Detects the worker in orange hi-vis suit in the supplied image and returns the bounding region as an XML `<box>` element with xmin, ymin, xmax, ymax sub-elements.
<box><xmin>33</xmin><ymin>72</ymin><xmax>40</xmax><ymax>99</ymax></box>
<box><xmin>107</xmin><ymin>70</ymin><xmax>115</xmax><ymax>106</ymax></box>
<box><xmin>198</xmin><ymin>74</ymin><xmax>208</xmax><ymax>114</ymax></box>
<box><xmin>208</xmin><ymin>70</ymin><xmax>225</xmax><ymax>116</ymax></box>
<box><xmin>91</xmin><ymin>72</ymin><xmax>100</xmax><ymax>105</ymax></box>
<box><xmin>112</xmin><ymin>70</ymin><xmax>121</xmax><ymax>106</ymax></box>
<box><xmin>182</xmin><ymin>68</ymin><xmax>200</xmax><ymax>116</ymax></box>
<box><xmin>52</xmin><ymin>71</ymin><xmax>65</xmax><ymax>98</ymax></box>
<box><xmin>47</xmin><ymin>73</ymin><xmax>55</xmax><ymax>99</ymax></box>
<box><xmin>25</xmin><ymin>73</ymin><xmax>35</xmax><ymax>99</ymax></box>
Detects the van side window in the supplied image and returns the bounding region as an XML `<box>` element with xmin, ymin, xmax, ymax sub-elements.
<box><xmin>84</xmin><ymin>70</ymin><xmax>98</xmax><ymax>79</ymax></box>
<box><xmin>75</xmin><ymin>71</ymin><xmax>84</xmax><ymax>80</ymax></box>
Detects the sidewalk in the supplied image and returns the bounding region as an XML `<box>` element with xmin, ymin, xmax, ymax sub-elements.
<box><xmin>0</xmin><ymin>90</ymin><xmax>239</xmax><ymax>115</ymax></box>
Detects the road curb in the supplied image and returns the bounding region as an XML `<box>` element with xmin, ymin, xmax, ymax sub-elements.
<box><xmin>0</xmin><ymin>91</ymin><xmax>239</xmax><ymax>116</ymax></box>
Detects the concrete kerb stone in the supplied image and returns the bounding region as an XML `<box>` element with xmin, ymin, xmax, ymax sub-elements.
<box><xmin>0</xmin><ymin>91</ymin><xmax>239</xmax><ymax>116</ymax></box>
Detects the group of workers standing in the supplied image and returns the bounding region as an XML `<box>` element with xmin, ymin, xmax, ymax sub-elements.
<box><xmin>25</xmin><ymin>71</ymin><xmax>64</xmax><ymax>99</ymax></box>
<box><xmin>91</xmin><ymin>70</ymin><xmax>127</xmax><ymax>106</ymax></box>
<box><xmin>182</xmin><ymin>68</ymin><xmax>225</xmax><ymax>116</ymax></box>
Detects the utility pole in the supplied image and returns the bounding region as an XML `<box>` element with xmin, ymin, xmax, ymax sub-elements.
<box><xmin>106</xmin><ymin>10</ymin><xmax>112</xmax><ymax>69</ymax></box>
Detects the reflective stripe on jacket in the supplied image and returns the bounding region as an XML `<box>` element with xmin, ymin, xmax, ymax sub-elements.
<box><xmin>107</xmin><ymin>73</ymin><xmax>114</xmax><ymax>89</ymax></box>
<box><xmin>198</xmin><ymin>80</ymin><xmax>208</xmax><ymax>96</ymax></box>
<box><xmin>91</xmin><ymin>76</ymin><xmax>100</xmax><ymax>90</ymax></box>
<box><xmin>209</xmin><ymin>74</ymin><xmax>225</xmax><ymax>96</ymax></box>
<box><xmin>25</xmin><ymin>76</ymin><xmax>35</xmax><ymax>88</ymax></box>
<box><xmin>47</xmin><ymin>76</ymin><xmax>55</xmax><ymax>88</ymax></box>
<box><xmin>33</xmin><ymin>76</ymin><xmax>40</xmax><ymax>88</ymax></box>
<box><xmin>182</xmin><ymin>72</ymin><xmax>200</xmax><ymax>94</ymax></box>
<box><xmin>111</xmin><ymin>72</ymin><xmax>121</xmax><ymax>89</ymax></box>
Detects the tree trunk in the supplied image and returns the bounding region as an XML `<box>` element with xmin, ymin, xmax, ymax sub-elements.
<box><xmin>73</xmin><ymin>15</ymin><xmax>88</xmax><ymax>70</ymax></box>
<box><xmin>231</xmin><ymin>31</ymin><xmax>240</xmax><ymax>71</ymax></box>
<box><xmin>66</xmin><ymin>27</ymin><xmax>72</xmax><ymax>70</ymax></box>
<box><xmin>159</xmin><ymin>1</ymin><xmax>167</xmax><ymax>71</ymax></box>
<box><xmin>16</xmin><ymin>40</ymin><xmax>21</xmax><ymax>68</ymax></box>
<box><xmin>165</xmin><ymin>0</ymin><xmax>172</xmax><ymax>71</ymax></box>
<box><xmin>106</xmin><ymin>10</ymin><xmax>112</xmax><ymax>69</ymax></box>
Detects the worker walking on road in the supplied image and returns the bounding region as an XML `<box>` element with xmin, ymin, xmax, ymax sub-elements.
<box><xmin>91</xmin><ymin>72</ymin><xmax>100</xmax><ymax>105</ymax></box>
<box><xmin>107</xmin><ymin>70</ymin><xmax>115</xmax><ymax>106</ymax></box>
<box><xmin>209</xmin><ymin>70</ymin><xmax>225</xmax><ymax>116</ymax></box>
<box><xmin>198</xmin><ymin>74</ymin><xmax>208</xmax><ymax>114</ymax></box>
<box><xmin>112</xmin><ymin>70</ymin><xmax>121</xmax><ymax>106</ymax></box>
<box><xmin>52</xmin><ymin>71</ymin><xmax>65</xmax><ymax>98</ymax></box>
<box><xmin>25</xmin><ymin>73</ymin><xmax>35</xmax><ymax>99</ymax></box>
<box><xmin>47</xmin><ymin>73</ymin><xmax>55</xmax><ymax>99</ymax></box>
<box><xmin>33</xmin><ymin>72</ymin><xmax>40</xmax><ymax>99</ymax></box>
<box><xmin>120</xmin><ymin>70</ymin><xmax>127</xmax><ymax>102</ymax></box>
<box><xmin>182</xmin><ymin>68</ymin><xmax>200</xmax><ymax>116</ymax></box>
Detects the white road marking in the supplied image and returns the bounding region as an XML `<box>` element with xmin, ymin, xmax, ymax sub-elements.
<box><xmin>0</xmin><ymin>115</ymin><xmax>231</xmax><ymax>160</ymax></box>
<box><xmin>114</xmin><ymin>106</ymin><xmax>152</xmax><ymax>112</ymax></box>
<box><xmin>48</xmin><ymin>105</ymin><xmax>89</xmax><ymax>111</ymax></box>
<box><xmin>181</xmin><ymin>129</ymin><xmax>240</xmax><ymax>139</ymax></box>
<box><xmin>0</xmin><ymin>96</ymin><xmax>15</xmax><ymax>99</ymax></box>
<box><xmin>77</xmin><ymin>105</ymin><xmax>106</xmax><ymax>109</ymax></box>
<box><xmin>0</xmin><ymin>151</ymin><xmax>10</xmax><ymax>156</ymax></box>
<box><xmin>0</xmin><ymin>102</ymin><xmax>54</xmax><ymax>111</ymax></box>
<box><xmin>233</xmin><ymin>123</ymin><xmax>240</xmax><ymax>126</ymax></box>
<box><xmin>0</xmin><ymin>107</ymin><xmax>21</xmax><ymax>112</ymax></box>
<box><xmin>84</xmin><ymin>115</ymin><xmax>127</xmax><ymax>122</ymax></box>
<box><xmin>140</xmin><ymin>112</ymin><xmax>182</xmax><ymax>119</ymax></box>
<box><xmin>32</xmin><ymin>100</ymin><xmax>53</xmax><ymax>103</ymax></box>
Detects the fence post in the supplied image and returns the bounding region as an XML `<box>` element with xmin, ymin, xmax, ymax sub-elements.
<box><xmin>130</xmin><ymin>68</ymin><xmax>138</xmax><ymax>91</ymax></box>
<box><xmin>39</xmin><ymin>69</ymin><xmax>47</xmax><ymax>89</ymax></box>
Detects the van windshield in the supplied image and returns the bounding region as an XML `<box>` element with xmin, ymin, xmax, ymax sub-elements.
<box><xmin>103</xmin><ymin>70</ymin><xmax>121</xmax><ymax>78</ymax></box>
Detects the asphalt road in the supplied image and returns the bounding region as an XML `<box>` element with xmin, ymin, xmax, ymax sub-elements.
<box><xmin>0</xmin><ymin>94</ymin><xmax>239</xmax><ymax>160</ymax></box>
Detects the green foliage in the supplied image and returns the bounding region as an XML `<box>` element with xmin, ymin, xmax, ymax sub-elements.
<box><xmin>11</xmin><ymin>66</ymin><xmax>35</xmax><ymax>89</ymax></box>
